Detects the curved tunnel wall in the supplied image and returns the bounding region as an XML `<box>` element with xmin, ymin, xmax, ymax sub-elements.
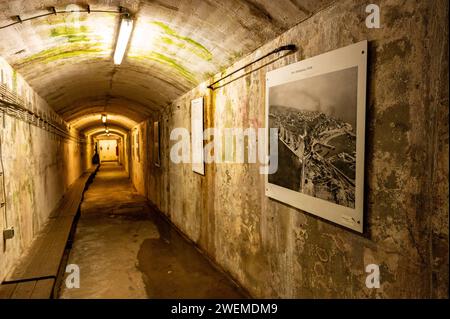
<box><xmin>0</xmin><ymin>57</ymin><xmax>85</xmax><ymax>280</ymax></box>
<box><xmin>75</xmin><ymin>115</ymin><xmax>136</xmax><ymax>173</ymax></box>
<box><xmin>137</xmin><ymin>0</ymin><xmax>449</xmax><ymax>298</ymax></box>
<box><xmin>91</xmin><ymin>130</ymin><xmax>128</xmax><ymax>171</ymax></box>
<box><xmin>0</xmin><ymin>0</ymin><xmax>448</xmax><ymax>299</ymax></box>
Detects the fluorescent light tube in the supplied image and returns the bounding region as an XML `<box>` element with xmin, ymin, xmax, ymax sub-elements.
<box><xmin>114</xmin><ymin>17</ymin><xmax>134</xmax><ymax>65</ymax></box>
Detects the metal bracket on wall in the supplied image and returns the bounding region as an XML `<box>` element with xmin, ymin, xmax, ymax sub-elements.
<box><xmin>207</xmin><ymin>44</ymin><xmax>297</xmax><ymax>90</ymax></box>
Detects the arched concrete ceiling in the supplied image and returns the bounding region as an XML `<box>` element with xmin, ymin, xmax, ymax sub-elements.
<box><xmin>60</xmin><ymin>97</ymin><xmax>154</xmax><ymax>123</ymax></box>
<box><xmin>0</xmin><ymin>0</ymin><xmax>332</xmax><ymax>119</ymax></box>
<box><xmin>96</xmin><ymin>134</ymin><xmax>121</xmax><ymax>140</ymax></box>
<box><xmin>70</xmin><ymin>113</ymin><xmax>137</xmax><ymax>131</ymax></box>
<box><xmin>85</xmin><ymin>125</ymin><xmax>129</xmax><ymax>137</ymax></box>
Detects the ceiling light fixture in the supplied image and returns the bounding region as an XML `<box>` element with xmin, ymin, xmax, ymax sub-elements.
<box><xmin>114</xmin><ymin>14</ymin><xmax>134</xmax><ymax>65</ymax></box>
<box><xmin>106</xmin><ymin>128</ymin><xmax>109</xmax><ymax>133</ymax></box>
<box><xmin>101</xmin><ymin>114</ymin><xmax>107</xmax><ymax>123</ymax></box>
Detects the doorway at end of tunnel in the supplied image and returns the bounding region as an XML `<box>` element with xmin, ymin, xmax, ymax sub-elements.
<box><xmin>99</xmin><ymin>139</ymin><xmax>119</xmax><ymax>163</ymax></box>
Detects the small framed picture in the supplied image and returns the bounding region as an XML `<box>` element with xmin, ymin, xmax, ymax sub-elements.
<box><xmin>134</xmin><ymin>129</ymin><xmax>140</xmax><ymax>162</ymax></box>
<box><xmin>153</xmin><ymin>121</ymin><xmax>161</xmax><ymax>167</ymax></box>
<box><xmin>191</xmin><ymin>97</ymin><xmax>205</xmax><ymax>175</ymax></box>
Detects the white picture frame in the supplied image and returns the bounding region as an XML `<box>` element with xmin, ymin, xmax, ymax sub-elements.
<box><xmin>153</xmin><ymin>121</ymin><xmax>161</xmax><ymax>167</ymax></box>
<box><xmin>191</xmin><ymin>97</ymin><xmax>205</xmax><ymax>175</ymax></box>
<box><xmin>265</xmin><ymin>41</ymin><xmax>367</xmax><ymax>233</ymax></box>
<box><xmin>134</xmin><ymin>129</ymin><xmax>140</xmax><ymax>162</ymax></box>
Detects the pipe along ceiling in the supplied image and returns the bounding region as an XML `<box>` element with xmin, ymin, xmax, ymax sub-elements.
<box><xmin>0</xmin><ymin>0</ymin><xmax>331</xmax><ymax>131</ymax></box>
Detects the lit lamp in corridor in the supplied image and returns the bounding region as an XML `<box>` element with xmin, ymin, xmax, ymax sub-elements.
<box><xmin>101</xmin><ymin>114</ymin><xmax>107</xmax><ymax>123</ymax></box>
<box><xmin>114</xmin><ymin>14</ymin><xmax>134</xmax><ymax>65</ymax></box>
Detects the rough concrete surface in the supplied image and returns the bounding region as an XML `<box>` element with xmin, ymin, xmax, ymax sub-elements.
<box><xmin>143</xmin><ymin>0</ymin><xmax>449</xmax><ymax>298</ymax></box>
<box><xmin>0</xmin><ymin>57</ymin><xmax>85</xmax><ymax>282</ymax></box>
<box><xmin>0</xmin><ymin>0</ymin><xmax>447</xmax><ymax>299</ymax></box>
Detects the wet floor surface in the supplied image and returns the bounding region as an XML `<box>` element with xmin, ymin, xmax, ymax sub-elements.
<box><xmin>58</xmin><ymin>163</ymin><xmax>246</xmax><ymax>299</ymax></box>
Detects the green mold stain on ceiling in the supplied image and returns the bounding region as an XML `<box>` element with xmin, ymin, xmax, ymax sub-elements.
<box><xmin>50</xmin><ymin>25</ymin><xmax>90</xmax><ymax>43</ymax></box>
<box><xmin>18</xmin><ymin>44</ymin><xmax>104</xmax><ymax>66</ymax></box>
<box><xmin>12</xmin><ymin>17</ymin><xmax>211</xmax><ymax>89</ymax></box>
<box><xmin>149</xmin><ymin>21</ymin><xmax>213</xmax><ymax>61</ymax></box>
<box><xmin>17</xmin><ymin>17</ymin><xmax>112</xmax><ymax>66</ymax></box>
<box><xmin>130</xmin><ymin>52</ymin><xmax>197</xmax><ymax>85</ymax></box>
<box><xmin>127</xmin><ymin>21</ymin><xmax>214</xmax><ymax>87</ymax></box>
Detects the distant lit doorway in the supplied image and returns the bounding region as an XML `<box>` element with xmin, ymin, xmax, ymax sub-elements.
<box><xmin>99</xmin><ymin>139</ymin><xmax>118</xmax><ymax>163</ymax></box>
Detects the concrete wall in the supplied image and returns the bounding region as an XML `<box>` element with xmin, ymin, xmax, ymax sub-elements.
<box><xmin>0</xmin><ymin>58</ymin><xmax>85</xmax><ymax>282</ymax></box>
<box><xmin>148</xmin><ymin>0</ymin><xmax>448</xmax><ymax>298</ymax></box>
<box><xmin>130</xmin><ymin>114</ymin><xmax>168</xmax><ymax>210</ymax></box>
<box><xmin>130</xmin><ymin>114</ymin><xmax>167</xmax><ymax>211</ymax></box>
<box><xmin>146</xmin><ymin>116</ymin><xmax>166</xmax><ymax>212</ymax></box>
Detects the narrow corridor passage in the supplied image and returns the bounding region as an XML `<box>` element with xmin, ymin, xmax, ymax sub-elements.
<box><xmin>58</xmin><ymin>163</ymin><xmax>245</xmax><ymax>299</ymax></box>
<box><xmin>0</xmin><ymin>0</ymin><xmax>447</xmax><ymax>301</ymax></box>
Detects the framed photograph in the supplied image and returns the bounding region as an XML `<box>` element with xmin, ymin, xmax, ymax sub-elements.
<box><xmin>134</xmin><ymin>129</ymin><xmax>140</xmax><ymax>162</ymax></box>
<box><xmin>191</xmin><ymin>97</ymin><xmax>205</xmax><ymax>175</ymax></box>
<box><xmin>265</xmin><ymin>41</ymin><xmax>367</xmax><ymax>233</ymax></box>
<box><xmin>153</xmin><ymin>121</ymin><xmax>161</xmax><ymax>167</ymax></box>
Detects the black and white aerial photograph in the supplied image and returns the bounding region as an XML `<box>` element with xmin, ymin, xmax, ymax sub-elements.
<box><xmin>268</xmin><ymin>67</ymin><xmax>358</xmax><ymax>209</ymax></box>
<box><xmin>265</xmin><ymin>40</ymin><xmax>367</xmax><ymax>233</ymax></box>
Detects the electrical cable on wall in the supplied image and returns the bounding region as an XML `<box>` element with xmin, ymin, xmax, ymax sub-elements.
<box><xmin>1</xmin><ymin>132</ymin><xmax>15</xmax><ymax>243</ymax></box>
<box><xmin>0</xmin><ymin>85</ymin><xmax>84</xmax><ymax>143</ymax></box>
<box><xmin>0</xmin><ymin>135</ymin><xmax>8</xmax><ymax>230</ymax></box>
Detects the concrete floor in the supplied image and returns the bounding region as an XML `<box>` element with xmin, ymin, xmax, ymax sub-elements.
<box><xmin>58</xmin><ymin>163</ymin><xmax>246</xmax><ymax>299</ymax></box>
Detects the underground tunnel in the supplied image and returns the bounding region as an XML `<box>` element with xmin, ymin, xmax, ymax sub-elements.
<box><xmin>0</xmin><ymin>0</ymin><xmax>448</xmax><ymax>302</ymax></box>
